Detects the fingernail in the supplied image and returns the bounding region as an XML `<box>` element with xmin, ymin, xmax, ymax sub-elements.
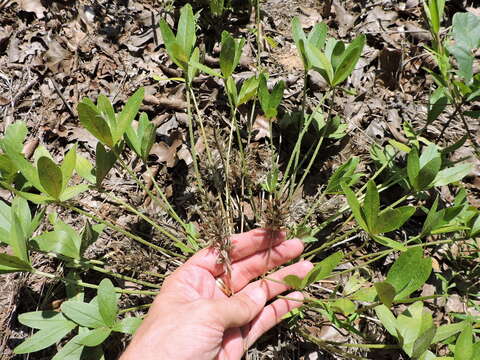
<box><xmin>248</xmin><ymin>286</ymin><xmax>266</xmax><ymax>305</ymax></box>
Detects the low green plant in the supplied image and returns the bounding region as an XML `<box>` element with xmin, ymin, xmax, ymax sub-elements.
<box><xmin>423</xmin><ymin>0</ymin><xmax>480</xmax><ymax>151</ymax></box>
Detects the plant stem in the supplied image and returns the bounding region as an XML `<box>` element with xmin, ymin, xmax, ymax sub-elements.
<box><xmin>304</xmin><ymin>225</ymin><xmax>358</xmax><ymax>259</ymax></box>
<box><xmin>33</xmin><ymin>270</ymin><xmax>158</xmax><ymax>296</ymax></box>
<box><xmin>119</xmin><ymin>303</ymin><xmax>152</xmax><ymax>314</ymax></box>
<box><xmin>104</xmin><ymin>190</ymin><xmax>192</xmax><ymax>253</ymax></box>
<box><xmin>115</xmin><ymin>156</ymin><xmax>183</xmax><ymax>233</ymax></box>
<box><xmin>185</xmin><ymin>80</ymin><xmax>204</xmax><ymax>188</ymax></box>
<box><xmin>189</xmin><ymin>86</ymin><xmax>215</xmax><ymax>166</ymax></box>
<box><xmin>45</xmin><ymin>253</ymin><xmax>161</xmax><ymax>289</ymax></box>
<box><xmin>62</xmin><ymin>203</ymin><xmax>185</xmax><ymax>260</ymax></box>
<box><xmin>145</xmin><ymin>165</ymin><xmax>187</xmax><ymax>227</ymax></box>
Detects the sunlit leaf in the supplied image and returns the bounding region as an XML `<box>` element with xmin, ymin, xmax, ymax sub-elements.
<box><xmin>98</xmin><ymin>278</ymin><xmax>118</xmax><ymax>328</ymax></box>
<box><xmin>14</xmin><ymin>321</ymin><xmax>76</xmax><ymax>354</ymax></box>
<box><xmin>386</xmin><ymin>248</ymin><xmax>432</xmax><ymax>299</ymax></box>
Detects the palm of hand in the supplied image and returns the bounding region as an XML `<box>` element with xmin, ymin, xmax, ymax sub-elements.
<box><xmin>122</xmin><ymin>229</ymin><xmax>312</xmax><ymax>360</ymax></box>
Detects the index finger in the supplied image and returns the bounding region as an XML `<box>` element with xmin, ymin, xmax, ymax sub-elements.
<box><xmin>185</xmin><ymin>228</ymin><xmax>286</xmax><ymax>275</ymax></box>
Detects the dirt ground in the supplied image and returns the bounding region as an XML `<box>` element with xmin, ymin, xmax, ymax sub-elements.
<box><xmin>0</xmin><ymin>0</ymin><xmax>479</xmax><ymax>359</ymax></box>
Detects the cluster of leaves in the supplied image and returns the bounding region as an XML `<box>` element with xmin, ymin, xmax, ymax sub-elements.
<box><xmin>14</xmin><ymin>279</ymin><xmax>142</xmax><ymax>358</ymax></box>
<box><xmin>424</xmin><ymin>0</ymin><xmax>480</xmax><ymax>141</ymax></box>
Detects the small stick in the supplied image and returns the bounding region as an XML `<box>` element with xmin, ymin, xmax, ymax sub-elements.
<box><xmin>49</xmin><ymin>76</ymin><xmax>75</xmax><ymax>118</ymax></box>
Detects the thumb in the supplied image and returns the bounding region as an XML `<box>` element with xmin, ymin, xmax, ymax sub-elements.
<box><xmin>213</xmin><ymin>285</ymin><xmax>267</xmax><ymax>329</ymax></box>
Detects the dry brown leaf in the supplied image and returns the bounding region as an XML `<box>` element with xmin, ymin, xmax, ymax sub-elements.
<box><xmin>19</xmin><ymin>0</ymin><xmax>46</xmax><ymax>18</ymax></box>
<box><xmin>252</xmin><ymin>115</ymin><xmax>273</xmax><ymax>140</ymax></box>
<box><xmin>44</xmin><ymin>39</ymin><xmax>72</xmax><ymax>73</ymax></box>
<box><xmin>333</xmin><ymin>0</ymin><xmax>356</xmax><ymax>36</ymax></box>
<box><xmin>150</xmin><ymin>132</ymin><xmax>183</xmax><ymax>168</ymax></box>
<box><xmin>379</xmin><ymin>47</ymin><xmax>402</xmax><ymax>89</ymax></box>
<box><xmin>277</xmin><ymin>47</ymin><xmax>303</xmax><ymax>71</ymax></box>
<box><xmin>298</xmin><ymin>6</ymin><xmax>322</xmax><ymax>29</ymax></box>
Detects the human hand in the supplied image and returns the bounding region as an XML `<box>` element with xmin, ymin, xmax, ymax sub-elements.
<box><xmin>120</xmin><ymin>228</ymin><xmax>313</xmax><ymax>360</ymax></box>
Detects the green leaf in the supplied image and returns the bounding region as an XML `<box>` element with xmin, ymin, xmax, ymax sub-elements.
<box><xmin>331</xmin><ymin>298</ymin><xmax>356</xmax><ymax>316</ymax></box>
<box><xmin>77</xmin><ymin>101</ymin><xmax>113</xmax><ymax>147</ymax></box>
<box><xmin>61</xmin><ymin>301</ymin><xmax>105</xmax><ymax>328</ymax></box>
<box><xmin>14</xmin><ymin>321</ymin><xmax>76</xmax><ymax>354</ymax></box>
<box><xmin>332</xmin><ymin>34</ymin><xmax>365</xmax><ymax>86</ymax></box>
<box><xmin>51</xmin><ymin>334</ymin><xmax>85</xmax><ymax>360</ymax></box>
<box><xmin>307</xmin><ymin>23</ymin><xmax>328</xmax><ymax>50</ymax></box>
<box><xmin>59</xmin><ymin>184</ymin><xmax>90</xmax><ymax>202</ymax></box>
<box><xmin>396</xmin><ymin>302</ymin><xmax>433</xmax><ymax>356</ymax></box>
<box><xmin>189</xmin><ymin>57</ymin><xmax>222</xmax><ymax>77</ymax></box>
<box><xmin>11</xmin><ymin>194</ymin><xmax>33</xmax><ymax>235</ymax></box>
<box><xmin>364</xmin><ymin>180</ymin><xmax>380</xmax><ymax>233</ymax></box>
<box><xmin>407</xmin><ymin>147</ymin><xmax>420</xmax><ymax>189</ymax></box>
<box><xmin>125</xmin><ymin>124</ymin><xmax>141</xmax><ymax>157</ymax></box>
<box><xmin>159</xmin><ymin>19</ymin><xmax>183</xmax><ymax>70</ymax></box>
<box><xmin>75</xmin><ymin>154</ymin><xmax>95</xmax><ymax>183</ymax></box>
<box><xmin>325</xmin><ymin>157</ymin><xmax>359</xmax><ymax>194</ymax></box>
<box><xmin>304</xmin><ymin>41</ymin><xmax>334</xmax><ymax>84</ymax></box>
<box><xmin>449</xmin><ymin>44</ymin><xmax>474</xmax><ymax>83</ymax></box>
<box><xmin>61</xmin><ymin>145</ymin><xmax>77</xmax><ymax>190</ymax></box>
<box><xmin>77</xmin><ymin>327</ymin><xmax>111</xmax><ymax>347</ymax></box>
<box><xmin>341</xmin><ymin>182</ymin><xmax>368</xmax><ymax>231</ymax></box>
<box><xmin>424</xmin><ymin>0</ymin><xmax>445</xmax><ymax>34</ymax></box>
<box><xmin>37</xmin><ymin>157</ymin><xmax>63</xmax><ymax>199</ymax></box>
<box><xmin>427</xmin><ymin>86</ymin><xmax>448</xmax><ymax>125</ymax></box>
<box><xmin>97</xmin><ymin>94</ymin><xmax>116</xmax><ymax>126</ymax></box>
<box><xmin>451</xmin><ymin>12</ymin><xmax>480</xmax><ymax>53</ymax></box>
<box><xmin>291</xmin><ymin>17</ymin><xmax>308</xmax><ymax>68</ymax></box>
<box><xmin>325</xmin><ymin>38</ymin><xmax>345</xmax><ymax>69</ymax></box>
<box><xmin>187</xmin><ymin>47</ymin><xmax>200</xmax><ymax>84</ymax></box>
<box><xmin>98</xmin><ymin>278</ymin><xmax>118</xmax><ymax>327</ymax></box>
<box><xmin>422</xmin><ymin>196</ymin><xmax>441</xmax><ymax>236</ymax></box>
<box><xmin>10</xmin><ymin>212</ymin><xmax>29</xmax><ymax>263</ymax></box>
<box><xmin>434</xmin><ymin>163</ymin><xmax>473</xmax><ymax>187</ymax></box>
<box><xmin>375</xmin><ymin>304</ymin><xmax>397</xmax><ymax>337</ymax></box>
<box><xmin>32</xmin><ymin>229</ymin><xmax>80</xmax><ymax>259</ymax></box>
<box><xmin>0</xmin><ymin>121</ymin><xmax>27</xmax><ymax>153</ymax></box>
<box><xmin>470</xmin><ymin>214</ymin><xmax>480</xmax><ymax>238</ymax></box>
<box><xmin>19</xmin><ymin>311</ymin><xmax>75</xmax><ymax>329</ymax></box>
<box><xmin>283</xmin><ymin>274</ymin><xmax>303</xmax><ymax>290</ymax></box>
<box><xmin>454</xmin><ymin>323</ymin><xmax>473</xmax><ymax>360</ymax></box>
<box><xmin>115</xmin><ymin>88</ymin><xmax>144</xmax><ymax>144</ymax></box>
<box><xmin>112</xmin><ymin>317</ymin><xmax>143</xmax><ymax>334</ymax></box>
<box><xmin>17</xmin><ymin>191</ymin><xmax>52</xmax><ymax>204</ymax></box>
<box><xmin>386</xmin><ymin>248</ymin><xmax>432</xmax><ymax>299</ymax></box>
<box><xmin>80</xmin><ymin>221</ymin><xmax>104</xmax><ymax>256</ymax></box>
<box><xmin>177</xmin><ymin>4</ymin><xmax>196</xmax><ymax>60</ymax></box>
<box><xmin>237</xmin><ymin>76</ymin><xmax>259</xmax><ymax>106</ymax></box>
<box><xmin>95</xmin><ymin>142</ymin><xmax>117</xmax><ymax>188</ymax></box>
<box><xmin>411</xmin><ymin>325</ymin><xmax>436</xmax><ymax>359</ymax></box>
<box><xmin>138</xmin><ymin>113</ymin><xmax>156</xmax><ymax>161</ymax></box>
<box><xmin>302</xmin><ymin>251</ymin><xmax>343</xmax><ymax>288</ymax></box>
<box><xmin>374</xmin><ymin>281</ymin><xmax>396</xmax><ymax>308</ymax></box>
<box><xmin>0</xmin><ymin>153</ymin><xmax>17</xmax><ymax>184</ymax></box>
<box><xmin>220</xmin><ymin>32</ymin><xmax>236</xmax><ymax>78</ymax></box>
<box><xmin>0</xmin><ymin>253</ymin><xmax>32</xmax><ymax>274</ymax></box>
<box><xmin>373</xmin><ymin>206</ymin><xmax>416</xmax><ymax>234</ymax></box>
<box><xmin>258</xmin><ymin>74</ymin><xmax>271</xmax><ymax>116</ymax></box>
<box><xmin>371</xmin><ymin>235</ymin><xmax>408</xmax><ymax>251</ymax></box>
<box><xmin>267</xmin><ymin>80</ymin><xmax>285</xmax><ymax>118</ymax></box>
<box><xmin>225</xmin><ymin>76</ymin><xmax>238</xmax><ymax>105</ymax></box>
<box><xmin>417</xmin><ymin>157</ymin><xmax>442</xmax><ymax>190</ymax></box>
<box><xmin>432</xmin><ymin>321</ymin><xmax>466</xmax><ymax>343</ymax></box>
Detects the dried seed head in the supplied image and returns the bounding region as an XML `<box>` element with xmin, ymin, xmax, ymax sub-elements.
<box><xmin>262</xmin><ymin>196</ymin><xmax>289</xmax><ymax>232</ymax></box>
<box><xmin>198</xmin><ymin>191</ymin><xmax>233</xmax><ymax>279</ymax></box>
